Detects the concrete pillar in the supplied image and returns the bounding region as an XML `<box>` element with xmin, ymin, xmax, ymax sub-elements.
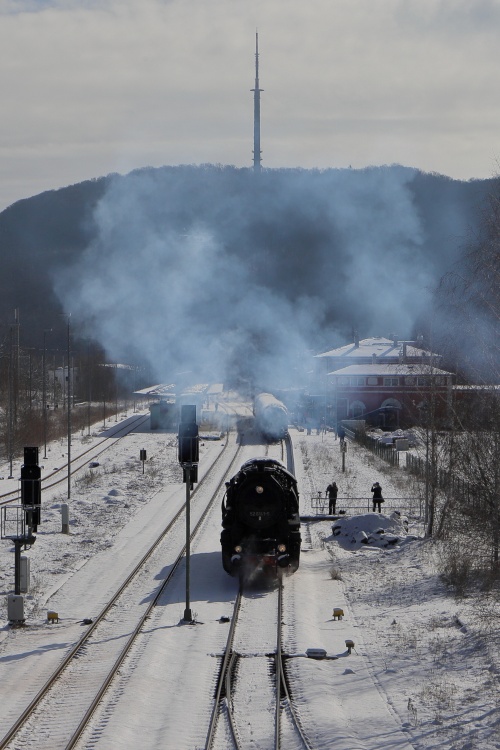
<box><xmin>61</xmin><ymin>503</ymin><xmax>70</xmax><ymax>534</ymax></box>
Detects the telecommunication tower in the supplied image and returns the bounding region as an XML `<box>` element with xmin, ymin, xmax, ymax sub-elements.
<box><xmin>251</xmin><ymin>31</ymin><xmax>263</xmax><ymax>171</ymax></box>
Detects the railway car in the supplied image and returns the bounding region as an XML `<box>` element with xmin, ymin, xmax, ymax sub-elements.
<box><xmin>149</xmin><ymin>400</ymin><xmax>176</xmax><ymax>429</ymax></box>
<box><xmin>254</xmin><ymin>392</ymin><xmax>289</xmax><ymax>441</ymax></box>
<box><xmin>221</xmin><ymin>457</ymin><xmax>301</xmax><ymax>580</ymax></box>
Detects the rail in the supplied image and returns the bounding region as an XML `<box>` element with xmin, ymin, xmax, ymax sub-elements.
<box><xmin>0</xmin><ymin>434</ymin><xmax>237</xmax><ymax>750</ymax></box>
<box><xmin>0</xmin><ymin>413</ymin><xmax>150</xmax><ymax>506</ymax></box>
<box><xmin>275</xmin><ymin>580</ymin><xmax>313</xmax><ymax>750</ymax></box>
<box><xmin>205</xmin><ymin>590</ymin><xmax>243</xmax><ymax>750</ymax></box>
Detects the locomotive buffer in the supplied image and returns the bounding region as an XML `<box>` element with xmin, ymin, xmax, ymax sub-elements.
<box><xmin>178</xmin><ymin>405</ymin><xmax>200</xmax><ymax>623</ymax></box>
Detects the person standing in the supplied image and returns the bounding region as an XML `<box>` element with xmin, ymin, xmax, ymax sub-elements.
<box><xmin>326</xmin><ymin>481</ymin><xmax>338</xmax><ymax>515</ymax></box>
<box><xmin>371</xmin><ymin>482</ymin><xmax>384</xmax><ymax>513</ymax></box>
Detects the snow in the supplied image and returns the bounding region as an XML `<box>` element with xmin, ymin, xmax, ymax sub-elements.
<box><xmin>0</xmin><ymin>409</ymin><xmax>499</xmax><ymax>749</ymax></box>
<box><xmin>331</xmin><ymin>512</ymin><xmax>411</xmax><ymax>549</ymax></box>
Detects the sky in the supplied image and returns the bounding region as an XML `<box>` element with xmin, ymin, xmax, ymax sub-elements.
<box><xmin>1</xmin><ymin>0</ymin><xmax>500</xmax><ymax>212</ymax></box>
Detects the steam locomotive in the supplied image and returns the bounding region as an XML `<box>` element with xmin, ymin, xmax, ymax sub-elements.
<box><xmin>221</xmin><ymin>458</ymin><xmax>301</xmax><ymax>580</ymax></box>
<box><xmin>254</xmin><ymin>393</ymin><xmax>289</xmax><ymax>441</ymax></box>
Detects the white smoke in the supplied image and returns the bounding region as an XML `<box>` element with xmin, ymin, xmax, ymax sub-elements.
<box><xmin>54</xmin><ymin>164</ymin><xmax>463</xmax><ymax>388</ymax></box>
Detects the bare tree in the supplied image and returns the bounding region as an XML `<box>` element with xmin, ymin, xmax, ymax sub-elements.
<box><xmin>434</xmin><ymin>189</ymin><xmax>500</xmax><ymax>585</ymax></box>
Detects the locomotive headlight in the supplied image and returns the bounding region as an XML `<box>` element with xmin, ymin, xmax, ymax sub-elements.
<box><xmin>234</xmin><ymin>545</ymin><xmax>242</xmax><ymax>553</ymax></box>
<box><xmin>255</xmin><ymin>485</ymin><xmax>264</xmax><ymax>494</ymax></box>
<box><xmin>277</xmin><ymin>544</ymin><xmax>287</xmax><ymax>553</ymax></box>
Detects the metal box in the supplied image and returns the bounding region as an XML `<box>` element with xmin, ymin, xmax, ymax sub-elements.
<box><xmin>306</xmin><ymin>648</ymin><xmax>327</xmax><ymax>660</ymax></box>
<box><xmin>394</xmin><ymin>438</ymin><xmax>409</xmax><ymax>451</ymax></box>
<box><xmin>7</xmin><ymin>594</ymin><xmax>25</xmax><ymax>622</ymax></box>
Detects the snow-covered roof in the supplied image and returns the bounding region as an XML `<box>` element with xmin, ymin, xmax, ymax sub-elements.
<box><xmin>134</xmin><ymin>383</ymin><xmax>176</xmax><ymax>396</ymax></box>
<box><xmin>181</xmin><ymin>383</ymin><xmax>210</xmax><ymax>394</ymax></box>
<box><xmin>100</xmin><ymin>363</ymin><xmax>136</xmax><ymax>370</ymax></box>
<box><xmin>329</xmin><ymin>363</ymin><xmax>453</xmax><ymax>376</ymax></box>
<box><xmin>315</xmin><ymin>337</ymin><xmax>439</xmax><ymax>360</ymax></box>
<box><xmin>135</xmin><ymin>382</ymin><xmax>218</xmax><ymax>397</ymax></box>
<box><xmin>206</xmin><ymin>383</ymin><xmax>224</xmax><ymax>395</ymax></box>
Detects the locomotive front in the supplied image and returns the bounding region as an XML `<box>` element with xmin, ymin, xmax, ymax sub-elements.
<box><xmin>221</xmin><ymin>458</ymin><xmax>301</xmax><ymax>580</ymax></box>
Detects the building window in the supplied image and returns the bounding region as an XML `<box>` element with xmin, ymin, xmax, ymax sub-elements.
<box><xmin>417</xmin><ymin>377</ymin><xmax>430</xmax><ymax>386</ymax></box>
<box><xmin>367</xmin><ymin>377</ymin><xmax>378</xmax><ymax>385</ymax></box>
<box><xmin>383</xmin><ymin>377</ymin><xmax>399</xmax><ymax>386</ymax></box>
<box><xmin>349</xmin><ymin>400</ymin><xmax>366</xmax><ymax>418</ymax></box>
<box><xmin>405</xmin><ymin>376</ymin><xmax>416</xmax><ymax>385</ymax></box>
<box><xmin>337</xmin><ymin>398</ymin><xmax>348</xmax><ymax>419</ymax></box>
<box><xmin>351</xmin><ymin>377</ymin><xmax>366</xmax><ymax>386</ymax></box>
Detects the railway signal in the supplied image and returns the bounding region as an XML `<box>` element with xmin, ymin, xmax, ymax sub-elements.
<box><xmin>21</xmin><ymin>446</ymin><xmax>41</xmax><ymax>533</ymax></box>
<box><xmin>177</xmin><ymin>405</ymin><xmax>200</xmax><ymax>623</ymax></box>
<box><xmin>3</xmin><ymin>447</ymin><xmax>39</xmax><ymax>623</ymax></box>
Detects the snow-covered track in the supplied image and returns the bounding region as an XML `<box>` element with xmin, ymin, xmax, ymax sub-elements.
<box><xmin>208</xmin><ymin>578</ymin><xmax>312</xmax><ymax>750</ymax></box>
<box><xmin>72</xmin><ymin>433</ymin><xmax>283</xmax><ymax>750</ymax></box>
<box><xmin>0</xmin><ymin>434</ymin><xmax>238</xmax><ymax>750</ymax></box>
<box><xmin>276</xmin><ymin>582</ymin><xmax>314</xmax><ymax>750</ymax></box>
<box><xmin>205</xmin><ymin>588</ymin><xmax>244</xmax><ymax>750</ymax></box>
<box><xmin>207</xmin><ymin>578</ymin><xmax>280</xmax><ymax>750</ymax></box>
<box><xmin>0</xmin><ymin>413</ymin><xmax>150</xmax><ymax>505</ymax></box>
<box><xmin>207</xmin><ymin>437</ymin><xmax>309</xmax><ymax>750</ymax></box>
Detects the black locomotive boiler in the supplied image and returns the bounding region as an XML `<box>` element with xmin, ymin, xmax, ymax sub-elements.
<box><xmin>221</xmin><ymin>458</ymin><xmax>301</xmax><ymax>580</ymax></box>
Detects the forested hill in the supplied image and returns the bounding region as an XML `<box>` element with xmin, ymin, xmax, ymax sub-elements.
<box><xmin>0</xmin><ymin>164</ymin><xmax>497</xmax><ymax>373</ymax></box>
<box><xmin>0</xmin><ymin>176</ymin><xmax>108</xmax><ymax>348</ymax></box>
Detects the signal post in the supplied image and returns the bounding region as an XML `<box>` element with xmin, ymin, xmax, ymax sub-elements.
<box><xmin>177</xmin><ymin>405</ymin><xmax>199</xmax><ymax>623</ymax></box>
<box><xmin>2</xmin><ymin>447</ymin><xmax>40</xmax><ymax>623</ymax></box>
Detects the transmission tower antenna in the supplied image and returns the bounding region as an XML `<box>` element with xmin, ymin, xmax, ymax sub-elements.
<box><xmin>251</xmin><ymin>31</ymin><xmax>263</xmax><ymax>171</ymax></box>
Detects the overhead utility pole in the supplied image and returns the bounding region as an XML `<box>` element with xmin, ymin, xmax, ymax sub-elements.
<box><xmin>252</xmin><ymin>31</ymin><xmax>263</xmax><ymax>172</ymax></box>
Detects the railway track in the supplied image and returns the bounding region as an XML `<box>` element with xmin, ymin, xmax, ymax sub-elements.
<box><xmin>0</xmin><ymin>412</ymin><xmax>150</xmax><ymax>506</ymax></box>
<box><xmin>0</xmin><ymin>428</ymin><xmax>242</xmax><ymax>750</ymax></box>
<box><xmin>0</xmin><ymin>427</ymin><xmax>304</xmax><ymax>749</ymax></box>
<box><xmin>206</xmin><ymin>575</ymin><xmax>313</xmax><ymax>750</ymax></box>
<box><xmin>206</xmin><ymin>434</ymin><xmax>312</xmax><ymax>750</ymax></box>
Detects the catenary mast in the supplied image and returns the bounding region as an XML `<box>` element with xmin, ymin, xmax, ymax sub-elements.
<box><xmin>252</xmin><ymin>31</ymin><xmax>263</xmax><ymax>172</ymax></box>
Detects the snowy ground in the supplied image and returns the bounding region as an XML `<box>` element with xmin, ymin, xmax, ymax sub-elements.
<box><xmin>292</xmin><ymin>430</ymin><xmax>500</xmax><ymax>750</ymax></box>
<box><xmin>0</xmin><ymin>409</ymin><xmax>499</xmax><ymax>749</ymax></box>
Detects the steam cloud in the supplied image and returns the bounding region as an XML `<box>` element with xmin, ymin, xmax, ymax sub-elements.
<box><xmin>54</xmin><ymin>165</ymin><xmax>471</xmax><ymax>388</ymax></box>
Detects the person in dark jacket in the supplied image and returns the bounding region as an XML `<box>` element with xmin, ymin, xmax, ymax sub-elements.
<box><xmin>371</xmin><ymin>482</ymin><xmax>384</xmax><ymax>513</ymax></box>
<box><xmin>326</xmin><ymin>481</ymin><xmax>338</xmax><ymax>515</ymax></box>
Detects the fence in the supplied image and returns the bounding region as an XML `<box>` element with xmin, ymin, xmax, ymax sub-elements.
<box><xmin>309</xmin><ymin>494</ymin><xmax>422</xmax><ymax>517</ymax></box>
<box><xmin>342</xmin><ymin>427</ymin><xmax>482</xmax><ymax>512</ymax></box>
<box><xmin>347</xmin><ymin>429</ymin><xmax>401</xmax><ymax>467</ymax></box>
<box><xmin>405</xmin><ymin>453</ymin><xmax>478</xmax><ymax>507</ymax></box>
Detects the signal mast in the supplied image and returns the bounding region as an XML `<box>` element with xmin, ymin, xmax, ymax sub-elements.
<box><xmin>252</xmin><ymin>31</ymin><xmax>263</xmax><ymax>172</ymax></box>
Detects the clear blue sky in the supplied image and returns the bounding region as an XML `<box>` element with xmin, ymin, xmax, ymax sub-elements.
<box><xmin>1</xmin><ymin>0</ymin><xmax>499</xmax><ymax>210</ymax></box>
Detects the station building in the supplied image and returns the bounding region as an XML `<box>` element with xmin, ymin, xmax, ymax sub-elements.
<box><xmin>309</xmin><ymin>336</ymin><xmax>452</xmax><ymax>429</ymax></box>
<box><xmin>329</xmin><ymin>363</ymin><xmax>454</xmax><ymax>428</ymax></box>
